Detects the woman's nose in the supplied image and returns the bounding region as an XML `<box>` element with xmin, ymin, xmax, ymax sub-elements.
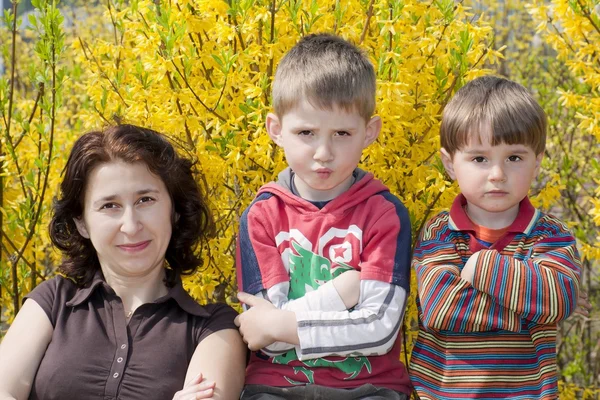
<box><xmin>120</xmin><ymin>209</ymin><xmax>142</xmax><ymax>235</ymax></box>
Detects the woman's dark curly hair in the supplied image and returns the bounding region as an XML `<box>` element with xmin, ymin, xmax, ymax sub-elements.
<box><xmin>50</xmin><ymin>124</ymin><xmax>215</xmax><ymax>287</ymax></box>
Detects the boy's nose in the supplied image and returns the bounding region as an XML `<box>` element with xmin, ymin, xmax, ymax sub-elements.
<box><xmin>489</xmin><ymin>164</ymin><xmax>507</xmax><ymax>182</ymax></box>
<box><xmin>313</xmin><ymin>141</ymin><xmax>334</xmax><ymax>162</ymax></box>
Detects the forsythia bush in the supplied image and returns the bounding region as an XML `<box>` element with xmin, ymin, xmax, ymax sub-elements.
<box><xmin>72</xmin><ymin>0</ymin><xmax>500</xmax><ymax>355</ymax></box>
<box><xmin>528</xmin><ymin>1</ymin><xmax>600</xmax><ymax>397</ymax></box>
<box><xmin>529</xmin><ymin>0</ymin><xmax>600</xmax><ymax>264</ymax></box>
<box><xmin>0</xmin><ymin>0</ymin><xmax>83</xmax><ymax>321</ymax></box>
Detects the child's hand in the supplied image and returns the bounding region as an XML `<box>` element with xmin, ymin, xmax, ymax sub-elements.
<box><xmin>574</xmin><ymin>290</ymin><xmax>592</xmax><ymax>318</ymax></box>
<box><xmin>172</xmin><ymin>373</ymin><xmax>215</xmax><ymax>400</ymax></box>
<box><xmin>461</xmin><ymin>252</ymin><xmax>480</xmax><ymax>284</ymax></box>
<box><xmin>332</xmin><ymin>270</ymin><xmax>361</xmax><ymax>309</ymax></box>
<box><xmin>234</xmin><ymin>292</ymin><xmax>298</xmax><ymax>350</ymax></box>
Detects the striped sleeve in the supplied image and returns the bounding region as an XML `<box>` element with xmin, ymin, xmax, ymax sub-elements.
<box><xmin>413</xmin><ymin>214</ymin><xmax>521</xmax><ymax>332</ymax></box>
<box><xmin>472</xmin><ymin>216</ymin><xmax>581</xmax><ymax>324</ymax></box>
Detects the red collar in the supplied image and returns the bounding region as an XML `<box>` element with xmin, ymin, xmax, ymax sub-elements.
<box><xmin>447</xmin><ymin>194</ymin><xmax>540</xmax><ymax>252</ymax></box>
<box><xmin>448</xmin><ymin>194</ymin><xmax>538</xmax><ymax>234</ymax></box>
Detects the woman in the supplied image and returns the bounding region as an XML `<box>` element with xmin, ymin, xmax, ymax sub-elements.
<box><xmin>0</xmin><ymin>125</ymin><xmax>246</xmax><ymax>400</ymax></box>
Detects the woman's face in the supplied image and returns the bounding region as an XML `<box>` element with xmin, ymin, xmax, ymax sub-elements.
<box><xmin>74</xmin><ymin>161</ymin><xmax>173</xmax><ymax>280</ymax></box>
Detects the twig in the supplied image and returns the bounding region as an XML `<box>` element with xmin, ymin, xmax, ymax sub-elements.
<box><xmin>10</xmin><ymin>5</ymin><xmax>59</xmax><ymax>313</ymax></box>
<box><xmin>13</xmin><ymin>83</ymin><xmax>44</xmax><ymax>149</ymax></box>
<box><xmin>359</xmin><ymin>0</ymin><xmax>375</xmax><ymax>45</ymax></box>
<box><xmin>170</xmin><ymin>62</ymin><xmax>226</xmax><ymax>122</ymax></box>
<box><xmin>78</xmin><ymin>38</ymin><xmax>128</xmax><ymax>106</ymax></box>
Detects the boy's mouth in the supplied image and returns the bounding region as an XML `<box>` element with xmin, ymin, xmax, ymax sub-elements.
<box><xmin>315</xmin><ymin>168</ymin><xmax>333</xmax><ymax>179</ymax></box>
<box><xmin>486</xmin><ymin>190</ymin><xmax>509</xmax><ymax>196</ymax></box>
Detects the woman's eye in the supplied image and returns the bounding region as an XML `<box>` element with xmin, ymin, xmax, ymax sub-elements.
<box><xmin>100</xmin><ymin>203</ymin><xmax>118</xmax><ymax>210</ymax></box>
<box><xmin>508</xmin><ymin>155</ymin><xmax>522</xmax><ymax>162</ymax></box>
<box><xmin>138</xmin><ymin>196</ymin><xmax>155</xmax><ymax>204</ymax></box>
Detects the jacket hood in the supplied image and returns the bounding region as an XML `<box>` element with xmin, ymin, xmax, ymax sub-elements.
<box><xmin>256</xmin><ymin>167</ymin><xmax>389</xmax><ymax>214</ymax></box>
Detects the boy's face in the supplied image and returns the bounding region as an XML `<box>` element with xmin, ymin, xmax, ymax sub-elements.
<box><xmin>267</xmin><ymin>99</ymin><xmax>381</xmax><ymax>201</ymax></box>
<box><xmin>441</xmin><ymin>137</ymin><xmax>543</xmax><ymax>228</ymax></box>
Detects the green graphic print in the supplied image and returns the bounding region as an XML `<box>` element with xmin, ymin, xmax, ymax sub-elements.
<box><xmin>272</xmin><ymin>241</ymin><xmax>372</xmax><ymax>385</ymax></box>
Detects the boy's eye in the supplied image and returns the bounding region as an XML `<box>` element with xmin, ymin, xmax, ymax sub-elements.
<box><xmin>472</xmin><ymin>156</ymin><xmax>486</xmax><ymax>163</ymax></box>
<box><xmin>297</xmin><ymin>130</ymin><xmax>312</xmax><ymax>136</ymax></box>
<box><xmin>508</xmin><ymin>155</ymin><xmax>522</xmax><ymax>162</ymax></box>
<box><xmin>335</xmin><ymin>131</ymin><xmax>350</xmax><ymax>136</ymax></box>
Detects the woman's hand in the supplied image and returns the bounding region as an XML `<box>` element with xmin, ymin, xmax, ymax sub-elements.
<box><xmin>172</xmin><ymin>373</ymin><xmax>216</xmax><ymax>400</ymax></box>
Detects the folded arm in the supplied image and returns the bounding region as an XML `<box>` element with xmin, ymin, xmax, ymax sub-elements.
<box><xmin>471</xmin><ymin>233</ymin><xmax>581</xmax><ymax>324</ymax></box>
<box><xmin>256</xmin><ymin>270</ymin><xmax>361</xmax><ymax>353</ymax></box>
<box><xmin>179</xmin><ymin>329</ymin><xmax>246</xmax><ymax>400</ymax></box>
<box><xmin>414</xmin><ymin>236</ymin><xmax>522</xmax><ymax>333</ymax></box>
<box><xmin>236</xmin><ymin>192</ymin><xmax>411</xmax><ymax>360</ymax></box>
<box><xmin>236</xmin><ymin>281</ymin><xmax>406</xmax><ymax>360</ymax></box>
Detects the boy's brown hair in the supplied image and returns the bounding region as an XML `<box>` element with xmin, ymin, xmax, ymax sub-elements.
<box><xmin>272</xmin><ymin>33</ymin><xmax>376</xmax><ymax>121</ymax></box>
<box><xmin>441</xmin><ymin>75</ymin><xmax>547</xmax><ymax>157</ymax></box>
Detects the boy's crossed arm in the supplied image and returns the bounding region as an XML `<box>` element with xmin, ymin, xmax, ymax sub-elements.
<box><xmin>461</xmin><ymin>227</ymin><xmax>581</xmax><ymax>325</ymax></box>
<box><xmin>234</xmin><ymin>270</ymin><xmax>360</xmax><ymax>353</ymax></box>
<box><xmin>414</xmin><ymin>237</ymin><xmax>522</xmax><ymax>333</ymax></box>
<box><xmin>416</xmin><ymin>216</ymin><xmax>581</xmax><ymax>333</ymax></box>
<box><xmin>235</xmin><ymin>202</ymin><xmax>410</xmax><ymax>361</ymax></box>
<box><xmin>234</xmin><ymin>278</ymin><xmax>407</xmax><ymax>361</ymax></box>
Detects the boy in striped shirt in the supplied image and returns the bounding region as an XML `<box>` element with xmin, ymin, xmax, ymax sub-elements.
<box><xmin>410</xmin><ymin>76</ymin><xmax>581</xmax><ymax>399</ymax></box>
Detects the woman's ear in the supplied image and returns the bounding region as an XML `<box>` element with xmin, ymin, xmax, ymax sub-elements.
<box><xmin>440</xmin><ymin>148</ymin><xmax>456</xmax><ymax>180</ymax></box>
<box><xmin>73</xmin><ymin>217</ymin><xmax>90</xmax><ymax>239</ymax></box>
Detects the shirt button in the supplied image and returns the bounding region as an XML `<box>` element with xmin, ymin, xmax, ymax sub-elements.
<box><xmin>121</xmin><ymin>344</ymin><xmax>127</xmax><ymax>349</ymax></box>
<box><xmin>117</xmin><ymin>357</ymin><xmax>123</xmax><ymax>363</ymax></box>
<box><xmin>113</xmin><ymin>373</ymin><xmax>119</xmax><ymax>378</ymax></box>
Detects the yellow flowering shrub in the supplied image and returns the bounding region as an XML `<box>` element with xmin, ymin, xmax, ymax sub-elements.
<box><xmin>528</xmin><ymin>1</ymin><xmax>600</xmax><ymax>395</ymax></box>
<box><xmin>71</xmin><ymin>0</ymin><xmax>500</xmax><ymax>356</ymax></box>
<box><xmin>529</xmin><ymin>0</ymin><xmax>600</xmax><ymax>257</ymax></box>
<box><xmin>0</xmin><ymin>0</ymin><xmax>79</xmax><ymax>323</ymax></box>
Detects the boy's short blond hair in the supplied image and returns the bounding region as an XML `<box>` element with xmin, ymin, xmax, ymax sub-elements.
<box><xmin>441</xmin><ymin>76</ymin><xmax>547</xmax><ymax>157</ymax></box>
<box><xmin>272</xmin><ymin>33</ymin><xmax>376</xmax><ymax>121</ymax></box>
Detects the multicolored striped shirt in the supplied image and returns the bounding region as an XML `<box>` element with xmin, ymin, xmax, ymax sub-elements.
<box><xmin>410</xmin><ymin>194</ymin><xmax>581</xmax><ymax>400</ymax></box>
